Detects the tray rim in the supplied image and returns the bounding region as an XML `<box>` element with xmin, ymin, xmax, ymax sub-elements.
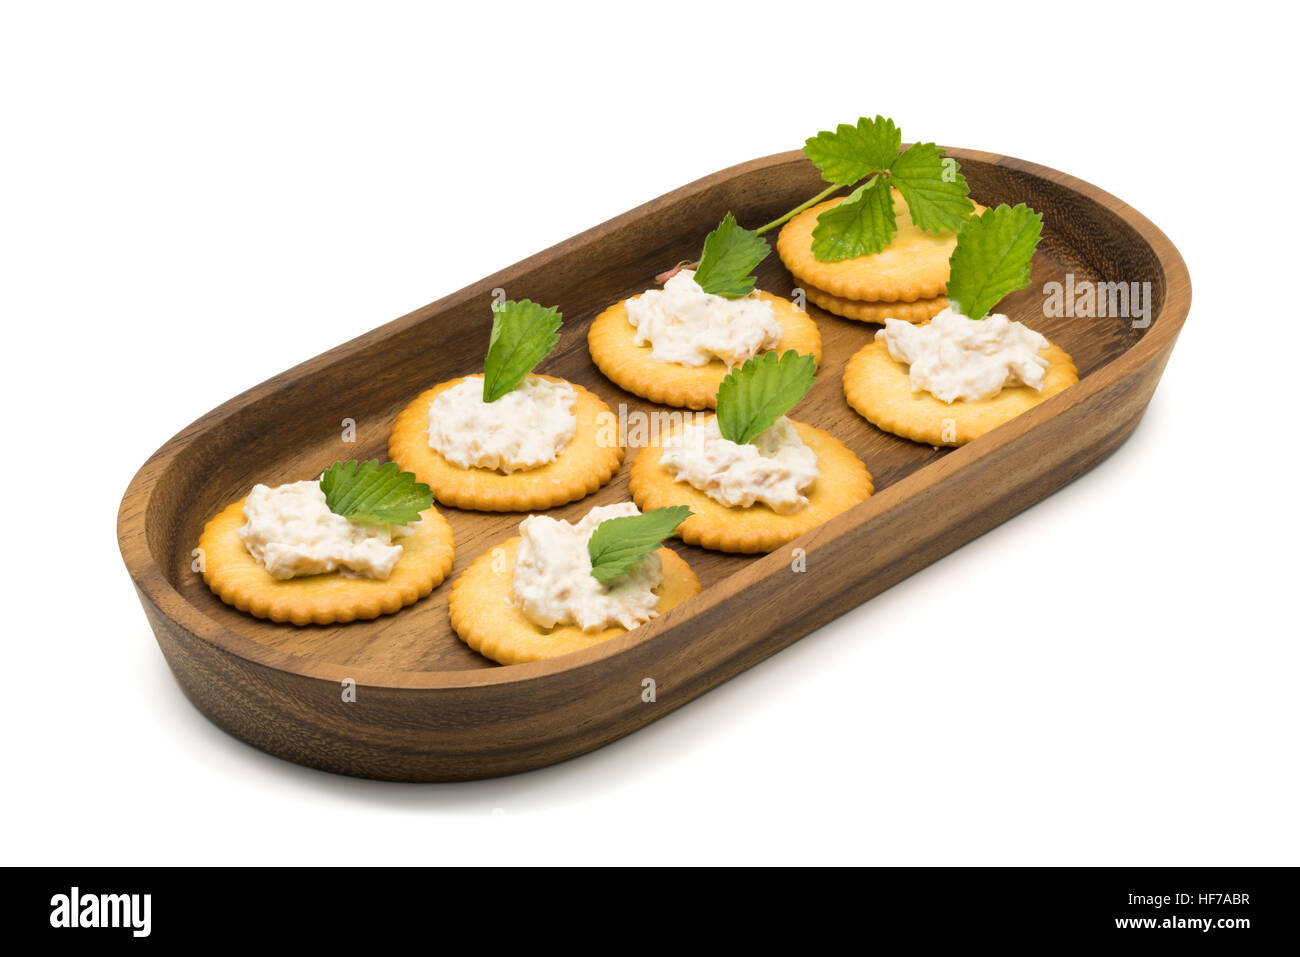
<box><xmin>117</xmin><ymin>147</ymin><xmax>1192</xmax><ymax>692</ymax></box>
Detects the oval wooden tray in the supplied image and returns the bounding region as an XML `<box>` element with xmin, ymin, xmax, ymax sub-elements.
<box><xmin>117</xmin><ymin>148</ymin><xmax>1191</xmax><ymax>781</ymax></box>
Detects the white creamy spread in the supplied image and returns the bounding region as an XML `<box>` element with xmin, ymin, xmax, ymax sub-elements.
<box><xmin>427</xmin><ymin>374</ymin><xmax>577</xmax><ymax>472</ymax></box>
<box><xmin>877</xmin><ymin>307</ymin><xmax>1050</xmax><ymax>403</ymax></box>
<box><xmin>659</xmin><ymin>416</ymin><xmax>818</xmax><ymax>514</ymax></box>
<box><xmin>511</xmin><ymin>503</ymin><xmax>664</xmax><ymax>632</ymax></box>
<box><xmin>237</xmin><ymin>480</ymin><xmax>414</xmax><ymax>580</ymax></box>
<box><xmin>625</xmin><ymin>268</ymin><xmax>782</xmax><ymax>367</ymax></box>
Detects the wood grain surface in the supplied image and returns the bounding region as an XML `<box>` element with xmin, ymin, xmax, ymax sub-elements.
<box><xmin>117</xmin><ymin>148</ymin><xmax>1191</xmax><ymax>781</ymax></box>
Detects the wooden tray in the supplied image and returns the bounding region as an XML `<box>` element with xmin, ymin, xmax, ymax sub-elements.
<box><xmin>117</xmin><ymin>147</ymin><xmax>1191</xmax><ymax>782</ymax></box>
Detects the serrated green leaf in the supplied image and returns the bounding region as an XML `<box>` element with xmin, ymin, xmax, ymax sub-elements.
<box><xmin>804</xmin><ymin>116</ymin><xmax>901</xmax><ymax>186</ymax></box>
<box><xmin>945</xmin><ymin>203</ymin><xmax>1044</xmax><ymax>320</ymax></box>
<box><xmin>481</xmin><ymin>299</ymin><xmax>562</xmax><ymax>402</ymax></box>
<box><xmin>889</xmin><ymin>142</ymin><xmax>974</xmax><ymax>233</ymax></box>
<box><xmin>587</xmin><ymin>506</ymin><xmax>692</xmax><ymax>583</ymax></box>
<box><xmin>810</xmin><ymin>175</ymin><xmax>897</xmax><ymax>262</ymax></box>
<box><xmin>320</xmin><ymin>460</ymin><xmax>434</xmax><ymax>526</ymax></box>
<box><xmin>715</xmin><ymin>349</ymin><xmax>818</xmax><ymax>445</ymax></box>
<box><xmin>693</xmin><ymin>212</ymin><xmax>770</xmax><ymax>298</ymax></box>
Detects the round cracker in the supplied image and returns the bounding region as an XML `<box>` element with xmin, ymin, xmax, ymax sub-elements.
<box><xmin>801</xmin><ymin>281</ymin><xmax>948</xmax><ymax>324</ymax></box>
<box><xmin>628</xmin><ymin>418</ymin><xmax>873</xmax><ymax>554</ymax></box>
<box><xmin>199</xmin><ymin>500</ymin><xmax>455</xmax><ymax>626</ymax></box>
<box><xmin>843</xmin><ymin>339</ymin><xmax>1079</xmax><ymax>446</ymax></box>
<box><xmin>388</xmin><ymin>374</ymin><xmax>623</xmax><ymax>512</ymax></box>
<box><xmin>778</xmin><ymin>192</ymin><xmax>985</xmax><ymax>302</ymax></box>
<box><xmin>587</xmin><ymin>291</ymin><xmax>822</xmax><ymax>410</ymax></box>
<box><xmin>449</xmin><ymin>538</ymin><xmax>701</xmax><ymax>665</ymax></box>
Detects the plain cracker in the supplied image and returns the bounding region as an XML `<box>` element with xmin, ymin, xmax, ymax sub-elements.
<box><xmin>449</xmin><ymin>538</ymin><xmax>701</xmax><ymax>665</ymax></box>
<box><xmin>588</xmin><ymin>291</ymin><xmax>822</xmax><ymax>410</ymax></box>
<box><xmin>778</xmin><ymin>192</ymin><xmax>985</xmax><ymax>302</ymax></box>
<box><xmin>628</xmin><ymin>418</ymin><xmax>873</xmax><ymax>553</ymax></box>
<box><xmin>842</xmin><ymin>339</ymin><xmax>1079</xmax><ymax>446</ymax></box>
<box><xmin>389</xmin><ymin>374</ymin><xmax>623</xmax><ymax>512</ymax></box>
<box><xmin>801</xmin><ymin>281</ymin><xmax>948</xmax><ymax>324</ymax></box>
<box><xmin>200</xmin><ymin>501</ymin><xmax>455</xmax><ymax>626</ymax></box>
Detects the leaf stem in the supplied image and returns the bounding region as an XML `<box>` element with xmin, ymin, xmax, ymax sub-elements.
<box><xmin>754</xmin><ymin>183</ymin><xmax>844</xmax><ymax>235</ymax></box>
<box><xmin>753</xmin><ymin>170</ymin><xmax>891</xmax><ymax>236</ymax></box>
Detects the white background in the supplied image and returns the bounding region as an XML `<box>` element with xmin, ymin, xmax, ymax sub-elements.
<box><xmin>2</xmin><ymin>1</ymin><xmax>1294</xmax><ymax>865</ymax></box>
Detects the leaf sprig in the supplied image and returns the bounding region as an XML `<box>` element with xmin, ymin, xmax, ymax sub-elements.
<box><xmin>482</xmin><ymin>299</ymin><xmax>562</xmax><ymax>402</ymax></box>
<box><xmin>587</xmin><ymin>506</ymin><xmax>692</xmax><ymax>583</ymax></box>
<box><xmin>655</xmin><ymin>117</ymin><xmax>975</xmax><ymax>302</ymax></box>
<box><xmin>715</xmin><ymin>350</ymin><xmax>817</xmax><ymax>445</ymax></box>
<box><xmin>754</xmin><ymin>116</ymin><xmax>975</xmax><ymax>262</ymax></box>
<box><xmin>945</xmin><ymin>203</ymin><xmax>1043</xmax><ymax>320</ymax></box>
<box><xmin>320</xmin><ymin>460</ymin><xmax>434</xmax><ymax>526</ymax></box>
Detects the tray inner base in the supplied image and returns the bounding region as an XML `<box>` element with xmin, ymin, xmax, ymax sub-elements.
<box><xmin>163</xmin><ymin>243</ymin><xmax>1139</xmax><ymax>674</ymax></box>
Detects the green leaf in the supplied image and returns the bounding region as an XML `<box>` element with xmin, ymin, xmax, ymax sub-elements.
<box><xmin>810</xmin><ymin>175</ymin><xmax>897</xmax><ymax>262</ymax></box>
<box><xmin>888</xmin><ymin>142</ymin><xmax>974</xmax><ymax>233</ymax></box>
<box><xmin>481</xmin><ymin>299</ymin><xmax>562</xmax><ymax>402</ymax></box>
<box><xmin>715</xmin><ymin>349</ymin><xmax>818</xmax><ymax>445</ymax></box>
<box><xmin>587</xmin><ymin>506</ymin><xmax>692</xmax><ymax>583</ymax></box>
<box><xmin>945</xmin><ymin>203</ymin><xmax>1044</xmax><ymax>320</ymax></box>
<box><xmin>693</xmin><ymin>212</ymin><xmax>770</xmax><ymax>298</ymax></box>
<box><xmin>804</xmin><ymin>116</ymin><xmax>901</xmax><ymax>186</ymax></box>
<box><xmin>320</xmin><ymin>460</ymin><xmax>434</xmax><ymax>526</ymax></box>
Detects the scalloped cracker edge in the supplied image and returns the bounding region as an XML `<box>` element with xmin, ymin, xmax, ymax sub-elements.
<box><xmin>802</xmin><ymin>281</ymin><xmax>948</xmax><ymax>324</ymax></box>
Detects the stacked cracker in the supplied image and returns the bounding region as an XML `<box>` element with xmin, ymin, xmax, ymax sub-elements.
<box><xmin>777</xmin><ymin>189</ymin><xmax>982</xmax><ymax>324</ymax></box>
